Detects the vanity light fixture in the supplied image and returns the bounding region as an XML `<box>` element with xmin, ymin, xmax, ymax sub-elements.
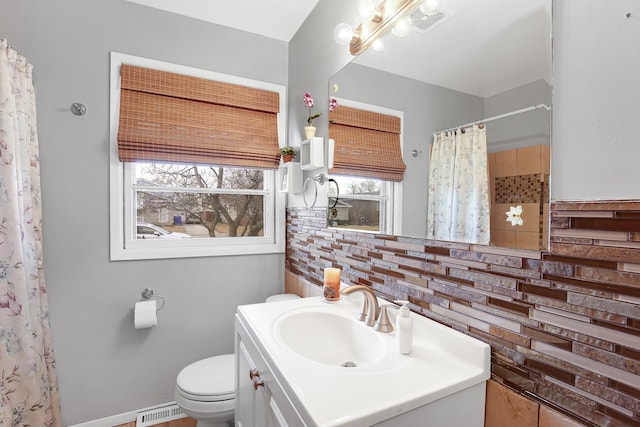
<box><xmin>333</xmin><ymin>22</ymin><xmax>355</xmax><ymax>45</ymax></box>
<box><xmin>370</xmin><ymin>38</ymin><xmax>386</xmax><ymax>54</ymax></box>
<box><xmin>334</xmin><ymin>0</ymin><xmax>425</xmax><ymax>55</ymax></box>
<box><xmin>358</xmin><ymin>0</ymin><xmax>378</xmax><ymax>21</ymax></box>
<box><xmin>392</xmin><ymin>16</ymin><xmax>413</xmax><ymax>37</ymax></box>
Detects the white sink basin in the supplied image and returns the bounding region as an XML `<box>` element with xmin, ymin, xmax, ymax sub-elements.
<box><xmin>273</xmin><ymin>308</ymin><xmax>386</xmax><ymax>367</ymax></box>
<box><xmin>237</xmin><ymin>295</ymin><xmax>490</xmax><ymax>426</ymax></box>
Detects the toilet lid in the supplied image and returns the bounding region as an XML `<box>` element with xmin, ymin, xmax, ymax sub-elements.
<box><xmin>177</xmin><ymin>354</ymin><xmax>235</xmax><ymax>400</ymax></box>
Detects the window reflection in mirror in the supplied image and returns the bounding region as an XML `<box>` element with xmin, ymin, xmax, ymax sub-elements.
<box><xmin>327</xmin><ymin>98</ymin><xmax>405</xmax><ymax>235</ymax></box>
<box><xmin>327</xmin><ymin>177</ymin><xmax>395</xmax><ymax>234</ymax></box>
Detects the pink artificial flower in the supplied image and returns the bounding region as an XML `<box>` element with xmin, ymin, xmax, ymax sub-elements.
<box><xmin>304</xmin><ymin>92</ymin><xmax>320</xmax><ymax>125</ymax></box>
<box><xmin>329</xmin><ymin>98</ymin><xmax>338</xmax><ymax>112</ymax></box>
<box><xmin>303</xmin><ymin>93</ymin><xmax>314</xmax><ymax>109</ymax></box>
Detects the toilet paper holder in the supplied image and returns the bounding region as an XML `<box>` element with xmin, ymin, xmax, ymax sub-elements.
<box><xmin>132</xmin><ymin>288</ymin><xmax>165</xmax><ymax>312</ymax></box>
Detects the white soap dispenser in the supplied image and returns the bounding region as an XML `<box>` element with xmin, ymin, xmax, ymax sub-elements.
<box><xmin>395</xmin><ymin>300</ymin><xmax>413</xmax><ymax>354</ymax></box>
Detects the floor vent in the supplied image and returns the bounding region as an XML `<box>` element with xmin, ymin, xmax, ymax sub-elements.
<box><xmin>136</xmin><ymin>403</ymin><xmax>186</xmax><ymax>427</ymax></box>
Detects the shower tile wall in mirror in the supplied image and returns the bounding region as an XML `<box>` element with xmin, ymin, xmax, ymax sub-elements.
<box><xmin>327</xmin><ymin>0</ymin><xmax>551</xmax><ymax>250</ymax></box>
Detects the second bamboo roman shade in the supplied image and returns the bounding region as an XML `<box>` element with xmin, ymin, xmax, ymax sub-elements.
<box><xmin>117</xmin><ymin>64</ymin><xmax>281</xmax><ymax>169</ymax></box>
<box><xmin>329</xmin><ymin>105</ymin><xmax>406</xmax><ymax>181</ymax></box>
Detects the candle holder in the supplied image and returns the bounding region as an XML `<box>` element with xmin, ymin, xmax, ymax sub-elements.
<box><xmin>323</xmin><ymin>267</ymin><xmax>341</xmax><ymax>302</ymax></box>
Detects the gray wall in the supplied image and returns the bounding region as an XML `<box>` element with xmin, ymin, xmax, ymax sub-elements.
<box><xmin>1</xmin><ymin>0</ymin><xmax>287</xmax><ymax>424</ymax></box>
<box><xmin>552</xmin><ymin>0</ymin><xmax>640</xmax><ymax>201</ymax></box>
<box><xmin>484</xmin><ymin>80</ymin><xmax>552</xmax><ymax>152</ymax></box>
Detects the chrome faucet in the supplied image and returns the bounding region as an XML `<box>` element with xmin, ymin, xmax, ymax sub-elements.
<box><xmin>341</xmin><ymin>285</ymin><xmax>379</xmax><ymax>327</ymax></box>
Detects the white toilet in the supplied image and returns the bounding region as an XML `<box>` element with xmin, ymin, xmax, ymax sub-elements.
<box><xmin>174</xmin><ymin>294</ymin><xmax>301</xmax><ymax>427</ymax></box>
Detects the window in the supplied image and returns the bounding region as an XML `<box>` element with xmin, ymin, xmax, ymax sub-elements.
<box><xmin>328</xmin><ymin>176</ymin><xmax>396</xmax><ymax>234</ymax></box>
<box><xmin>110</xmin><ymin>53</ymin><xmax>285</xmax><ymax>260</ymax></box>
<box><xmin>132</xmin><ymin>162</ymin><xmax>270</xmax><ymax>237</ymax></box>
<box><xmin>328</xmin><ymin>99</ymin><xmax>404</xmax><ymax>235</ymax></box>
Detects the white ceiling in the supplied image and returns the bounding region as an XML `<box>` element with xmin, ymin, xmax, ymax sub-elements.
<box><xmin>125</xmin><ymin>0</ymin><xmax>321</xmax><ymax>41</ymax></box>
<box><xmin>125</xmin><ymin>0</ymin><xmax>551</xmax><ymax>98</ymax></box>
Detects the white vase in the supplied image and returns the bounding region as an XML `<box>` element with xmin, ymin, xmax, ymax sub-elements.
<box><xmin>304</xmin><ymin>125</ymin><xmax>316</xmax><ymax>139</ymax></box>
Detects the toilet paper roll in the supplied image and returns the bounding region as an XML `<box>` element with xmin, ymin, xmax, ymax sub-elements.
<box><xmin>134</xmin><ymin>300</ymin><xmax>157</xmax><ymax>329</ymax></box>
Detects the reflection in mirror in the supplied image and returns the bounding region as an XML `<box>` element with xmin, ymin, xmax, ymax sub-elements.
<box><xmin>327</xmin><ymin>99</ymin><xmax>404</xmax><ymax>235</ymax></box>
<box><xmin>327</xmin><ymin>0</ymin><xmax>551</xmax><ymax>250</ymax></box>
<box><xmin>328</xmin><ymin>176</ymin><xmax>390</xmax><ymax>233</ymax></box>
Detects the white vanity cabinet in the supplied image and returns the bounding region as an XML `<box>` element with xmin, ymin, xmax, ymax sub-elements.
<box><xmin>235</xmin><ymin>314</ymin><xmax>304</xmax><ymax>427</ymax></box>
<box><xmin>235</xmin><ymin>297</ymin><xmax>490</xmax><ymax>427</ymax></box>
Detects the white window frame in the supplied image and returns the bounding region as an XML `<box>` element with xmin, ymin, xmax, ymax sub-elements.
<box><xmin>329</xmin><ymin>98</ymin><xmax>404</xmax><ymax>235</ymax></box>
<box><xmin>109</xmin><ymin>52</ymin><xmax>286</xmax><ymax>260</ymax></box>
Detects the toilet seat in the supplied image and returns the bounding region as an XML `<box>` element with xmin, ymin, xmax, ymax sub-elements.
<box><xmin>176</xmin><ymin>354</ymin><xmax>235</xmax><ymax>402</ymax></box>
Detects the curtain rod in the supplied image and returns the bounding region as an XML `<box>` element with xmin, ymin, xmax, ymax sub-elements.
<box><xmin>433</xmin><ymin>103</ymin><xmax>551</xmax><ymax>135</ymax></box>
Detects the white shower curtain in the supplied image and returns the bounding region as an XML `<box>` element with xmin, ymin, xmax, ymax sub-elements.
<box><xmin>0</xmin><ymin>39</ymin><xmax>61</xmax><ymax>426</ymax></box>
<box><xmin>426</xmin><ymin>125</ymin><xmax>490</xmax><ymax>245</ymax></box>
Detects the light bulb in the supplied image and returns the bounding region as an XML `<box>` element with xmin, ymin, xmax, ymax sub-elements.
<box><xmin>420</xmin><ymin>0</ymin><xmax>442</xmax><ymax>16</ymax></box>
<box><xmin>391</xmin><ymin>16</ymin><xmax>412</xmax><ymax>37</ymax></box>
<box><xmin>359</xmin><ymin>0</ymin><xmax>376</xmax><ymax>21</ymax></box>
<box><xmin>370</xmin><ymin>38</ymin><xmax>385</xmax><ymax>54</ymax></box>
<box><xmin>333</xmin><ymin>23</ymin><xmax>354</xmax><ymax>45</ymax></box>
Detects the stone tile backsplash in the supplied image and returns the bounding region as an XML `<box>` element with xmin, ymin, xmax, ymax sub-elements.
<box><xmin>285</xmin><ymin>201</ymin><xmax>640</xmax><ymax>427</ymax></box>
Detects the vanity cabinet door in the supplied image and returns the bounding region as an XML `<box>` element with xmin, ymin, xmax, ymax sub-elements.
<box><xmin>236</xmin><ymin>338</ymin><xmax>268</xmax><ymax>427</ymax></box>
<box><xmin>267</xmin><ymin>396</ymin><xmax>289</xmax><ymax>427</ymax></box>
<box><xmin>235</xmin><ymin>315</ymin><xmax>305</xmax><ymax>427</ymax></box>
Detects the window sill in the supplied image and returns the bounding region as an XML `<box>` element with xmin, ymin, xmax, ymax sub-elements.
<box><xmin>110</xmin><ymin>240</ymin><xmax>285</xmax><ymax>261</ymax></box>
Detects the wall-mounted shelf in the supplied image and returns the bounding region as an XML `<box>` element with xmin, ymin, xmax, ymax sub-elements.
<box><xmin>300</xmin><ymin>137</ymin><xmax>325</xmax><ymax>170</ymax></box>
<box><xmin>278</xmin><ymin>162</ymin><xmax>302</xmax><ymax>193</ymax></box>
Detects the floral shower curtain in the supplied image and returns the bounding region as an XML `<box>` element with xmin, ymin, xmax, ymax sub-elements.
<box><xmin>426</xmin><ymin>125</ymin><xmax>490</xmax><ymax>245</ymax></box>
<box><xmin>0</xmin><ymin>39</ymin><xmax>61</xmax><ymax>426</ymax></box>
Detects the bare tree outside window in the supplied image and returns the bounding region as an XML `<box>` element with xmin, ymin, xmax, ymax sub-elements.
<box><xmin>135</xmin><ymin>163</ymin><xmax>265</xmax><ymax>238</ymax></box>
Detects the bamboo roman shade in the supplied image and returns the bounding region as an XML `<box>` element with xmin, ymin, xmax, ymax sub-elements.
<box><xmin>329</xmin><ymin>105</ymin><xmax>406</xmax><ymax>181</ymax></box>
<box><xmin>117</xmin><ymin>64</ymin><xmax>281</xmax><ymax>169</ymax></box>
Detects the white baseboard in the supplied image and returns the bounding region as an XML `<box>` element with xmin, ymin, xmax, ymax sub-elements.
<box><xmin>67</xmin><ymin>402</ymin><xmax>177</xmax><ymax>427</ymax></box>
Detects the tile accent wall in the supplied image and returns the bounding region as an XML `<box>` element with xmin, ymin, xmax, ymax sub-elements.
<box><xmin>494</xmin><ymin>174</ymin><xmax>548</xmax><ymax>204</ymax></box>
<box><xmin>285</xmin><ymin>200</ymin><xmax>640</xmax><ymax>427</ymax></box>
<box><xmin>489</xmin><ymin>144</ymin><xmax>550</xmax><ymax>251</ymax></box>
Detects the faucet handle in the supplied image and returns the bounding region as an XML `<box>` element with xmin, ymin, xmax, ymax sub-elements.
<box><xmin>373</xmin><ymin>304</ymin><xmax>399</xmax><ymax>333</ymax></box>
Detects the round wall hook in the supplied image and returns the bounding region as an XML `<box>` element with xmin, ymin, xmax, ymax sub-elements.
<box><xmin>70</xmin><ymin>102</ymin><xmax>86</xmax><ymax>116</ymax></box>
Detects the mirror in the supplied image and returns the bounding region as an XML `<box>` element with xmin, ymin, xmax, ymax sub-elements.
<box><xmin>327</xmin><ymin>0</ymin><xmax>552</xmax><ymax>250</ymax></box>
